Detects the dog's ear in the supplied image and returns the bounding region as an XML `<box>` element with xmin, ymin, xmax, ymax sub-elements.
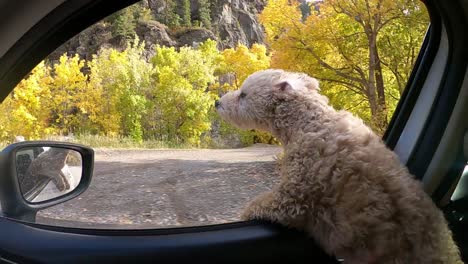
<box><xmin>275</xmin><ymin>80</ymin><xmax>294</xmax><ymax>92</ymax></box>
<box><xmin>274</xmin><ymin>74</ymin><xmax>320</xmax><ymax>92</ymax></box>
<box><xmin>274</xmin><ymin>77</ymin><xmax>304</xmax><ymax>92</ymax></box>
<box><xmin>297</xmin><ymin>73</ymin><xmax>320</xmax><ymax>91</ymax></box>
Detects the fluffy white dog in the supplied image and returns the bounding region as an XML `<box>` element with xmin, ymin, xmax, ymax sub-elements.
<box><xmin>216</xmin><ymin>69</ymin><xmax>461</xmax><ymax>264</ymax></box>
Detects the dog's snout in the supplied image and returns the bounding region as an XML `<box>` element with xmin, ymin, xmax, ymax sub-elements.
<box><xmin>215</xmin><ymin>100</ymin><xmax>221</xmax><ymax>108</ymax></box>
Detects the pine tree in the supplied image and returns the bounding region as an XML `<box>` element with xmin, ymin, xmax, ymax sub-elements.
<box><xmin>198</xmin><ymin>0</ymin><xmax>211</xmax><ymax>29</ymax></box>
<box><xmin>110</xmin><ymin>8</ymin><xmax>136</xmax><ymax>38</ymax></box>
<box><xmin>299</xmin><ymin>1</ymin><xmax>311</xmax><ymax>22</ymax></box>
<box><xmin>181</xmin><ymin>0</ymin><xmax>192</xmax><ymax>26</ymax></box>
<box><xmin>166</xmin><ymin>0</ymin><xmax>181</xmax><ymax>27</ymax></box>
<box><xmin>154</xmin><ymin>0</ymin><xmax>181</xmax><ymax>28</ymax></box>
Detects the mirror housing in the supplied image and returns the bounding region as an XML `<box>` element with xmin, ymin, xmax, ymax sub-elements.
<box><xmin>0</xmin><ymin>141</ymin><xmax>94</xmax><ymax>222</ymax></box>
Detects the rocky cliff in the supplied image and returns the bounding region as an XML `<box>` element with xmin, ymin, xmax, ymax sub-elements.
<box><xmin>49</xmin><ymin>0</ymin><xmax>266</xmax><ymax>62</ymax></box>
<box><xmin>147</xmin><ymin>0</ymin><xmax>266</xmax><ymax>48</ymax></box>
<box><xmin>210</xmin><ymin>0</ymin><xmax>266</xmax><ymax>48</ymax></box>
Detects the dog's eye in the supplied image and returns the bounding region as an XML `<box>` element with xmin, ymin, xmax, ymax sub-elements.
<box><xmin>239</xmin><ymin>92</ymin><xmax>246</xmax><ymax>98</ymax></box>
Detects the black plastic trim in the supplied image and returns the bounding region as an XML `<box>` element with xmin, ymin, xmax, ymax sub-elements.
<box><xmin>0</xmin><ymin>217</ymin><xmax>338</xmax><ymax>264</ymax></box>
<box><xmin>0</xmin><ymin>0</ymin><xmax>139</xmax><ymax>102</ymax></box>
<box><xmin>15</xmin><ymin>218</ymin><xmax>273</xmax><ymax>236</ymax></box>
<box><xmin>383</xmin><ymin>0</ymin><xmax>442</xmax><ymax>149</ymax></box>
<box><xmin>0</xmin><ymin>0</ymin><xmax>461</xmax><ymax>263</ymax></box>
<box><xmin>405</xmin><ymin>0</ymin><xmax>468</xmax><ymax>180</ymax></box>
<box><xmin>432</xmin><ymin>146</ymin><xmax>466</xmax><ymax>202</ymax></box>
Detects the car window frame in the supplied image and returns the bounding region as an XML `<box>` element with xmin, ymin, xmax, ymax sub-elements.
<box><xmin>0</xmin><ymin>0</ymin><xmax>443</xmax><ymax>229</ymax></box>
<box><xmin>1</xmin><ymin>0</ymin><xmax>466</xmax><ymax>262</ymax></box>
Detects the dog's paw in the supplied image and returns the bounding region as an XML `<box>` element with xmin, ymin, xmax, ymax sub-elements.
<box><xmin>241</xmin><ymin>192</ymin><xmax>274</xmax><ymax>221</ymax></box>
<box><xmin>51</xmin><ymin>171</ymin><xmax>71</xmax><ymax>192</ymax></box>
<box><xmin>241</xmin><ymin>206</ymin><xmax>259</xmax><ymax>221</ymax></box>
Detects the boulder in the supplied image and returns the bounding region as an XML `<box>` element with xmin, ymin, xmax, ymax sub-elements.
<box><xmin>175</xmin><ymin>27</ymin><xmax>217</xmax><ymax>48</ymax></box>
<box><xmin>210</xmin><ymin>0</ymin><xmax>266</xmax><ymax>48</ymax></box>
<box><xmin>136</xmin><ymin>20</ymin><xmax>177</xmax><ymax>47</ymax></box>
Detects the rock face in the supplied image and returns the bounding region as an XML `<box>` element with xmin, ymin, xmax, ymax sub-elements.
<box><xmin>136</xmin><ymin>20</ymin><xmax>177</xmax><ymax>48</ymax></box>
<box><xmin>49</xmin><ymin>0</ymin><xmax>267</xmax><ymax>64</ymax></box>
<box><xmin>141</xmin><ymin>0</ymin><xmax>266</xmax><ymax>49</ymax></box>
<box><xmin>49</xmin><ymin>22</ymin><xmax>114</xmax><ymax>63</ymax></box>
<box><xmin>210</xmin><ymin>0</ymin><xmax>266</xmax><ymax>49</ymax></box>
<box><xmin>135</xmin><ymin>20</ymin><xmax>177</xmax><ymax>60</ymax></box>
<box><xmin>174</xmin><ymin>27</ymin><xmax>218</xmax><ymax>48</ymax></box>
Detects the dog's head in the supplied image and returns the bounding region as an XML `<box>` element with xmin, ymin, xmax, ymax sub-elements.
<box><xmin>216</xmin><ymin>69</ymin><xmax>320</xmax><ymax>132</ymax></box>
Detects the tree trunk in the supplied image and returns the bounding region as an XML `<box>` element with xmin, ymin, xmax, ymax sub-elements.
<box><xmin>374</xmin><ymin>41</ymin><xmax>388</xmax><ymax>132</ymax></box>
<box><xmin>368</xmin><ymin>88</ymin><xmax>378</xmax><ymax>118</ymax></box>
<box><xmin>367</xmin><ymin>29</ymin><xmax>388</xmax><ymax>134</ymax></box>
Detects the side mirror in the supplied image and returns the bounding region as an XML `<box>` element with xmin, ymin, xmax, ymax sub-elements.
<box><xmin>0</xmin><ymin>141</ymin><xmax>94</xmax><ymax>222</ymax></box>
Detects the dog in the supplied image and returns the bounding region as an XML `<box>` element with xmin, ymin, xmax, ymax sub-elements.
<box><xmin>23</xmin><ymin>148</ymin><xmax>71</xmax><ymax>192</ymax></box>
<box><xmin>216</xmin><ymin>69</ymin><xmax>461</xmax><ymax>263</ymax></box>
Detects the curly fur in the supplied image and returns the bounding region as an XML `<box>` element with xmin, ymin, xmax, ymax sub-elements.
<box><xmin>216</xmin><ymin>69</ymin><xmax>461</xmax><ymax>264</ymax></box>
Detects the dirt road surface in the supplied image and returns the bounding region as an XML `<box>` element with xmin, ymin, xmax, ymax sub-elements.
<box><xmin>37</xmin><ymin>144</ymin><xmax>282</xmax><ymax>229</ymax></box>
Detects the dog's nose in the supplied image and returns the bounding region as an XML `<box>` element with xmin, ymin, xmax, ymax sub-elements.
<box><xmin>215</xmin><ymin>100</ymin><xmax>220</xmax><ymax>108</ymax></box>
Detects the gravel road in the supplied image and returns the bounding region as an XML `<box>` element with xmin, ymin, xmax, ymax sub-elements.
<box><xmin>37</xmin><ymin>144</ymin><xmax>282</xmax><ymax>229</ymax></box>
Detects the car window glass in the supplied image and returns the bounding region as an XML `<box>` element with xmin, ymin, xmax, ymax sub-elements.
<box><xmin>451</xmin><ymin>164</ymin><xmax>468</xmax><ymax>202</ymax></box>
<box><xmin>1</xmin><ymin>0</ymin><xmax>429</xmax><ymax>228</ymax></box>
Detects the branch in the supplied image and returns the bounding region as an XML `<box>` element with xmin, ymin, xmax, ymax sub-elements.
<box><xmin>380</xmin><ymin>58</ymin><xmax>405</xmax><ymax>94</ymax></box>
<box><xmin>364</xmin><ymin>0</ymin><xmax>372</xmax><ymax>24</ymax></box>
<box><xmin>377</xmin><ymin>15</ymin><xmax>401</xmax><ymax>31</ymax></box>
<box><xmin>346</xmin><ymin>98</ymin><xmax>368</xmax><ymax>111</ymax></box>
<box><xmin>333</xmin><ymin>3</ymin><xmax>365</xmax><ymax>27</ymax></box>
<box><xmin>334</xmin><ymin>86</ymin><xmax>367</xmax><ymax>99</ymax></box>
<box><xmin>352</xmin><ymin>65</ymin><xmax>368</xmax><ymax>86</ymax></box>
<box><xmin>319</xmin><ymin>77</ymin><xmax>366</xmax><ymax>95</ymax></box>
<box><xmin>291</xmin><ymin>39</ymin><xmax>366</xmax><ymax>85</ymax></box>
<box><xmin>331</xmin><ymin>40</ymin><xmax>369</xmax><ymax>86</ymax></box>
<box><xmin>387</xmin><ymin>89</ymin><xmax>401</xmax><ymax>101</ymax></box>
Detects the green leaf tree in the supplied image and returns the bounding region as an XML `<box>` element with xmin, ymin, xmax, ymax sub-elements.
<box><xmin>48</xmin><ymin>54</ymin><xmax>88</xmax><ymax>135</ymax></box>
<box><xmin>88</xmin><ymin>37</ymin><xmax>153</xmax><ymax>142</ymax></box>
<box><xmin>149</xmin><ymin>39</ymin><xmax>219</xmax><ymax>145</ymax></box>
<box><xmin>260</xmin><ymin>0</ymin><xmax>429</xmax><ymax>133</ymax></box>
<box><xmin>0</xmin><ymin>62</ymin><xmax>54</xmax><ymax>141</ymax></box>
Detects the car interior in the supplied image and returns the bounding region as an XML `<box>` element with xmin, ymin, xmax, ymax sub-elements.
<box><xmin>0</xmin><ymin>0</ymin><xmax>467</xmax><ymax>263</ymax></box>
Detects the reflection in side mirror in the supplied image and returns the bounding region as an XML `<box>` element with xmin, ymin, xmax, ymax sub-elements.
<box><xmin>0</xmin><ymin>141</ymin><xmax>93</xmax><ymax>222</ymax></box>
<box><xmin>16</xmin><ymin>147</ymin><xmax>83</xmax><ymax>203</ymax></box>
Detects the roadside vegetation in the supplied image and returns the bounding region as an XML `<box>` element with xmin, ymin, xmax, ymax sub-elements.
<box><xmin>0</xmin><ymin>0</ymin><xmax>428</xmax><ymax>148</ymax></box>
